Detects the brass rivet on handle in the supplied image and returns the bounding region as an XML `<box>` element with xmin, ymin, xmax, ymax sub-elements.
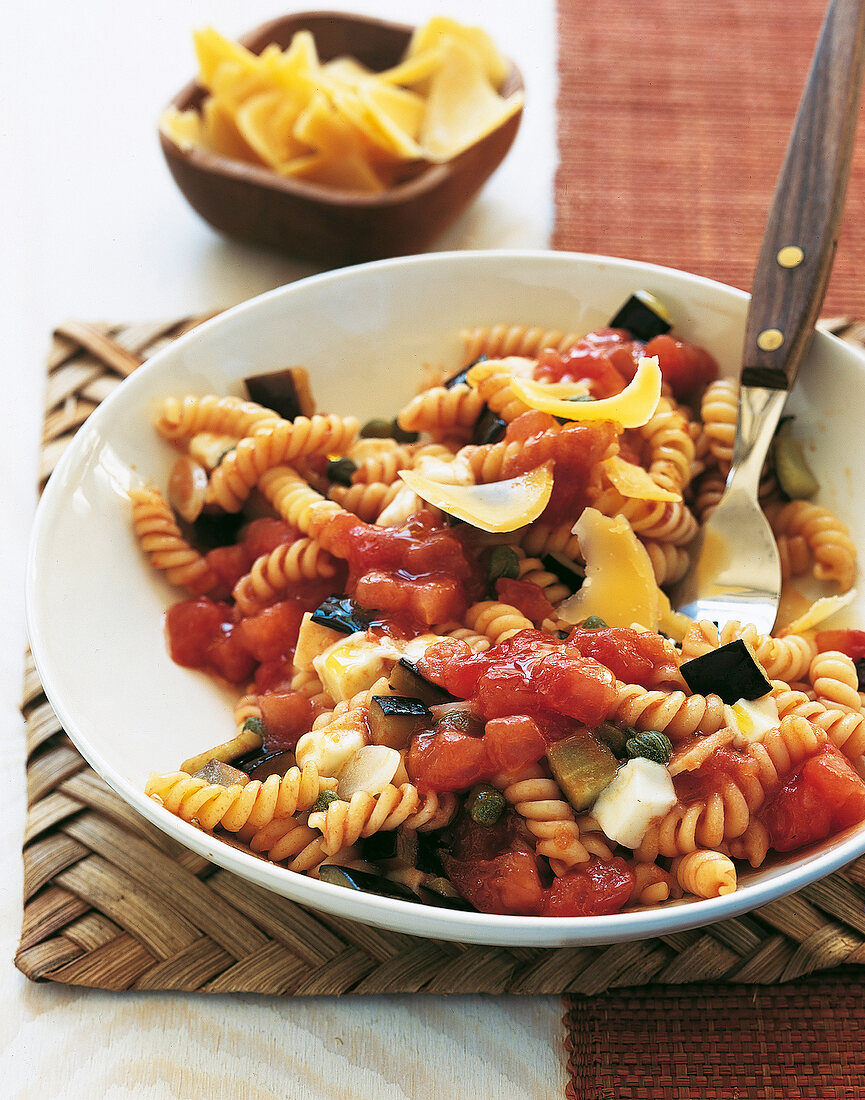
<box><xmin>777</xmin><ymin>244</ymin><xmax>805</xmax><ymax>268</ymax></box>
<box><xmin>757</xmin><ymin>328</ymin><xmax>785</xmax><ymax>351</ymax></box>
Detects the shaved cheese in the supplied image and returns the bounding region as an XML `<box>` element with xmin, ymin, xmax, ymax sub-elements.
<box><xmin>782</xmin><ymin>588</ymin><xmax>858</xmax><ymax>634</ymax></box>
<box><xmin>656</xmin><ymin>590</ymin><xmax>692</xmax><ymax>643</ymax></box>
<box><xmin>510</xmin><ymin>356</ymin><xmax>662</xmax><ymax>428</ymax></box>
<box><xmin>557</xmin><ymin>507</ymin><xmax>660</xmax><ymax>630</ymax></box>
<box><xmin>602</xmin><ymin>455</ymin><xmax>681</xmax><ymax>502</ymax></box>
<box><xmin>398</xmin><ymin>462</ymin><xmax>554</xmax><ymax>533</ymax></box>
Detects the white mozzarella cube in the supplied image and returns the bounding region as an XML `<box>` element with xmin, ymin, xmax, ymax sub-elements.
<box><xmin>591</xmin><ymin>757</ymin><xmax>676</xmax><ymax>850</ymax></box>
<box><xmin>313</xmin><ymin>632</ymin><xmax>401</xmax><ymax>703</ymax></box>
<box><xmin>295</xmin><ymin>711</ymin><xmax>369</xmax><ymax>777</ymax></box>
<box><xmin>723</xmin><ymin>694</ymin><xmax>779</xmax><ymax>746</ymax></box>
<box><xmin>293</xmin><ymin>612</ymin><xmax>345</xmax><ymax>672</ymax></box>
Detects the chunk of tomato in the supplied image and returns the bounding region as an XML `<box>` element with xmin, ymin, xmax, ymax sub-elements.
<box><xmin>407</xmin><ymin>727</ymin><xmax>490</xmax><ymax>792</ymax></box>
<box><xmin>495</xmin><ymin>577</ymin><xmax>555</xmax><ymax>626</ymax></box>
<box><xmin>258</xmin><ymin>690</ymin><xmax>314</xmax><ymax>750</ymax></box>
<box><xmin>540</xmin><ymin>857</ymin><xmax>635</xmax><ymax>917</ymax></box>
<box><xmin>483</xmin><ymin>715</ymin><xmax>547</xmax><ymax>777</ymax></box>
<box><xmin>760</xmin><ymin>746</ymin><xmax>865</xmax><ymax>852</ymax></box>
<box><xmin>441</xmin><ymin>849</ymin><xmax>545</xmax><ymax>916</ymax></box>
<box><xmin>236</xmin><ymin>599</ymin><xmax>305</xmax><ymax>663</ymax></box>
<box><xmin>815</xmin><ymin>630</ymin><xmax>865</xmax><ymax>662</ymax></box>
<box><xmin>644</xmin><ymin>333</ymin><xmax>718</xmax><ymax>403</ymax></box>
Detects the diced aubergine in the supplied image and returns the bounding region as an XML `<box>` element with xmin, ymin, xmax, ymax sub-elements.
<box><xmin>317</xmin><ymin>864</ymin><xmax>420</xmax><ymax>903</ymax></box>
<box><xmin>189</xmin><ymin>510</ymin><xmax>246</xmax><ymax>551</ymax></box>
<box><xmin>388</xmin><ymin>658</ymin><xmax>456</xmax><ymax>707</ymax></box>
<box><xmin>546</xmin><ymin>732</ymin><xmax>619</xmax><ymax>812</ymax></box>
<box><xmin>442</xmin><ymin>354</ymin><xmax>486</xmax><ymax>391</ymax></box>
<box><xmin>608</xmin><ymin>290</ymin><xmax>673</xmax><ymax>340</ymax></box>
<box><xmin>471</xmin><ymin>406</ymin><xmax>507</xmax><ymax>445</ymax></box>
<box><xmin>245</xmin><ymin>366</ymin><xmax>315</xmax><ymax>420</ymax></box>
<box><xmin>465</xmin><ymin>784</ymin><xmax>506</xmax><ymax>825</ymax></box>
<box><xmin>310</xmin><ymin>594</ymin><xmax>379</xmax><ymax>635</ymax></box>
<box><xmin>680</xmin><ymin>638</ymin><xmax>772</xmax><ymax>704</ymax></box>
<box><xmin>193</xmin><ymin>759</ymin><xmax>249</xmax><ymax>787</ymax></box>
<box><xmin>369</xmin><ymin>695</ymin><xmax>433</xmax><ymax>750</ymax></box>
<box><xmin>245</xmin><ymin>750</ymin><xmax>296</xmax><ymax>782</ymax></box>
<box><xmin>417</xmin><ymin>878</ymin><xmax>476</xmax><ymax>911</ymax></box>
<box><xmin>360</xmin><ymin>828</ymin><xmax>419</xmax><ymax>868</ymax></box>
<box><xmin>773</xmin><ymin>419</ymin><xmax>819</xmax><ymax>500</ymax></box>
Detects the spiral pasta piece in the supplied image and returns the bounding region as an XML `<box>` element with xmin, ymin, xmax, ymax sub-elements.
<box><xmin>155</xmin><ymin>394</ymin><xmax>283</xmax><ymax>441</ymax></box>
<box><xmin>592</xmin><ymin>488</ymin><xmax>699</xmax><ymax>545</ymax></box>
<box><xmin>308</xmin><ymin>783</ymin><xmax>422</xmax><ymax>855</ymax></box>
<box><xmin>700</xmin><ymin>378</ymin><xmax>739</xmax><ymax>472</ymax></box>
<box><xmin>808</xmin><ymin>651</ymin><xmax>863</xmax><ymax>712</ymax></box>
<box><xmin>289</xmin><ymin>667</ymin><xmax>334</xmax><ymax>712</ymax></box>
<box><xmin>517</xmin><ymin>556</ymin><xmax>572</xmax><ymax>606</ymax></box>
<box><xmin>244</xmin><ymin>815</ymin><xmax>331</xmax><ymax>871</ymax></box>
<box><xmin>259</xmin><ymin>466</ymin><xmax>347</xmax><ymax>539</ymax></box>
<box><xmin>519</xmin><ymin>520</ymin><xmax>582</xmax><ymax>562</ymax></box>
<box><xmin>207</xmin><ymin>415</ymin><xmax>359</xmax><ymax>511</ymax></box>
<box><xmin>348</xmin><ymin>444</ymin><xmax>415</xmax><ymax>485</ymax></box>
<box><xmin>328</xmin><ymin>480</ymin><xmax>404</xmax><ymax>523</ymax></box>
<box><xmin>640</xmin><ymin>540</ymin><xmax>690</xmax><ymax>586</ymax></box>
<box><xmin>402</xmin><ymin>790</ymin><xmax>459</xmax><ymax>831</ymax></box>
<box><xmin>673</xmin><ymin>850</ymin><xmax>737</xmax><ymax>898</ymax></box>
<box><xmin>145</xmin><ymin>761</ymin><xmax>336</xmax><ymax>833</ymax></box>
<box><xmin>772</xmin><ymin>681</ymin><xmax>865</xmax><ymax>761</ymax></box>
<box><xmin>460</xmin><ymin>324</ymin><xmax>581</xmax><ymax>364</ymax></box>
<box><xmin>500</xmin><ymin>768</ymin><xmax>590</xmax><ymax>873</ymax></box>
<box><xmin>397</xmin><ymin>384</ymin><xmax>485</xmax><ymax>434</ymax></box>
<box><xmin>129</xmin><ymin>486</ymin><xmax>219</xmax><ymax>594</ymax></box>
<box><xmin>637</xmin><ymin>396</ymin><xmax>696</xmax><ymax>492</ymax></box>
<box><xmin>771</xmin><ymin>500</ymin><xmax>857</xmax><ymax>590</ymax></box>
<box><xmin>609</xmin><ymin>681</ymin><xmax>727</xmax><ymax>742</ymax></box>
<box><xmin>628</xmin><ymin>860</ymin><xmax>676</xmax><ymax>906</ymax></box>
<box><xmin>465</xmin><ymin>601</ymin><xmax>534</xmax><ymax>645</ymax></box>
<box><xmin>232</xmin><ymin>538</ymin><xmax>339</xmax><ymax>613</ymax></box>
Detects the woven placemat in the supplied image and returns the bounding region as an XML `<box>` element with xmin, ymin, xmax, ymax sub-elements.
<box><xmin>14</xmin><ymin>315</ymin><xmax>865</xmax><ymax>1003</ymax></box>
<box><xmin>553</xmin><ymin>0</ymin><xmax>865</xmax><ymax>319</ymax></box>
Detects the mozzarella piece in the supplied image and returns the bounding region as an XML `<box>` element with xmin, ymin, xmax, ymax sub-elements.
<box><xmin>294</xmin><ymin>612</ymin><xmax>345</xmax><ymax>672</ymax></box>
<box><xmin>314</xmin><ymin>632</ymin><xmax>402</xmax><ymax>702</ymax></box>
<box><xmin>723</xmin><ymin>694</ymin><xmax>779</xmax><ymax>747</ymax></box>
<box><xmin>337</xmin><ymin>745</ymin><xmax>402</xmax><ymax>799</ymax></box>
<box><xmin>591</xmin><ymin>757</ymin><xmax>676</xmax><ymax>849</ymax></box>
<box><xmin>312</xmin><ymin>629</ymin><xmax>441</xmax><ymax>703</ymax></box>
<box><xmin>295</xmin><ymin>710</ymin><xmax>369</xmax><ymax>777</ymax></box>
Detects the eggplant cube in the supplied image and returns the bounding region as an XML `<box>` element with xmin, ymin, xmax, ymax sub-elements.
<box><xmin>680</xmin><ymin>638</ymin><xmax>772</xmax><ymax>704</ymax></box>
<box><xmin>369</xmin><ymin>695</ymin><xmax>432</xmax><ymax>750</ymax></box>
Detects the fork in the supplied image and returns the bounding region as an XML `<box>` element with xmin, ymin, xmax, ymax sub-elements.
<box><xmin>670</xmin><ymin>0</ymin><xmax>865</xmax><ymax>634</ymax></box>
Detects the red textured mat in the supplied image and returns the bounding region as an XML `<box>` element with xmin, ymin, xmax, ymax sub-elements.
<box><xmin>555</xmin><ymin>3</ymin><xmax>865</xmax><ymax>1096</ymax></box>
<box><xmin>564</xmin><ymin>976</ymin><xmax>865</xmax><ymax>1100</ymax></box>
<box><xmin>553</xmin><ymin>0</ymin><xmax>865</xmax><ymax>317</ymax></box>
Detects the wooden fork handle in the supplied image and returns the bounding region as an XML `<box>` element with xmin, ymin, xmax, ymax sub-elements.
<box><xmin>741</xmin><ymin>0</ymin><xmax>865</xmax><ymax>390</ymax></box>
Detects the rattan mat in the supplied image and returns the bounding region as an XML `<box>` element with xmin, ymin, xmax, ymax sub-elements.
<box><xmin>14</xmin><ymin>315</ymin><xmax>865</xmax><ymax>1002</ymax></box>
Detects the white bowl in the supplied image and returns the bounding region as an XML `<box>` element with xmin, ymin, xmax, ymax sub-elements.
<box><xmin>25</xmin><ymin>250</ymin><xmax>865</xmax><ymax>947</ymax></box>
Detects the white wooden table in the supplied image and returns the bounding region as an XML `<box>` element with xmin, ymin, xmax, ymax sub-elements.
<box><xmin>0</xmin><ymin>2</ymin><xmax>568</xmax><ymax>1095</ymax></box>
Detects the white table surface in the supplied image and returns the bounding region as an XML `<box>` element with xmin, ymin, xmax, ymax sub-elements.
<box><xmin>0</xmin><ymin>3</ymin><xmax>566</xmax><ymax>1096</ymax></box>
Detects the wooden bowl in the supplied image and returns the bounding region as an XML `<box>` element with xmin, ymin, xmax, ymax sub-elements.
<box><xmin>159</xmin><ymin>11</ymin><xmax>525</xmax><ymax>266</ymax></box>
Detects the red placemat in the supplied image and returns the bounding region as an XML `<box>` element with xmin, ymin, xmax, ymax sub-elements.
<box><xmin>555</xmin><ymin>2</ymin><xmax>865</xmax><ymax>1095</ymax></box>
<box><xmin>553</xmin><ymin>0</ymin><xmax>865</xmax><ymax>318</ymax></box>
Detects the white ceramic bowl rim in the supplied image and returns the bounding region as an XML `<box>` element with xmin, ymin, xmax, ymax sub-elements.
<box><xmin>25</xmin><ymin>249</ymin><xmax>865</xmax><ymax>948</ymax></box>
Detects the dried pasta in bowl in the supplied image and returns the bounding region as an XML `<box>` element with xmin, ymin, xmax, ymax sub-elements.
<box><xmin>133</xmin><ymin>292</ymin><xmax>865</xmax><ymax>918</ymax></box>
